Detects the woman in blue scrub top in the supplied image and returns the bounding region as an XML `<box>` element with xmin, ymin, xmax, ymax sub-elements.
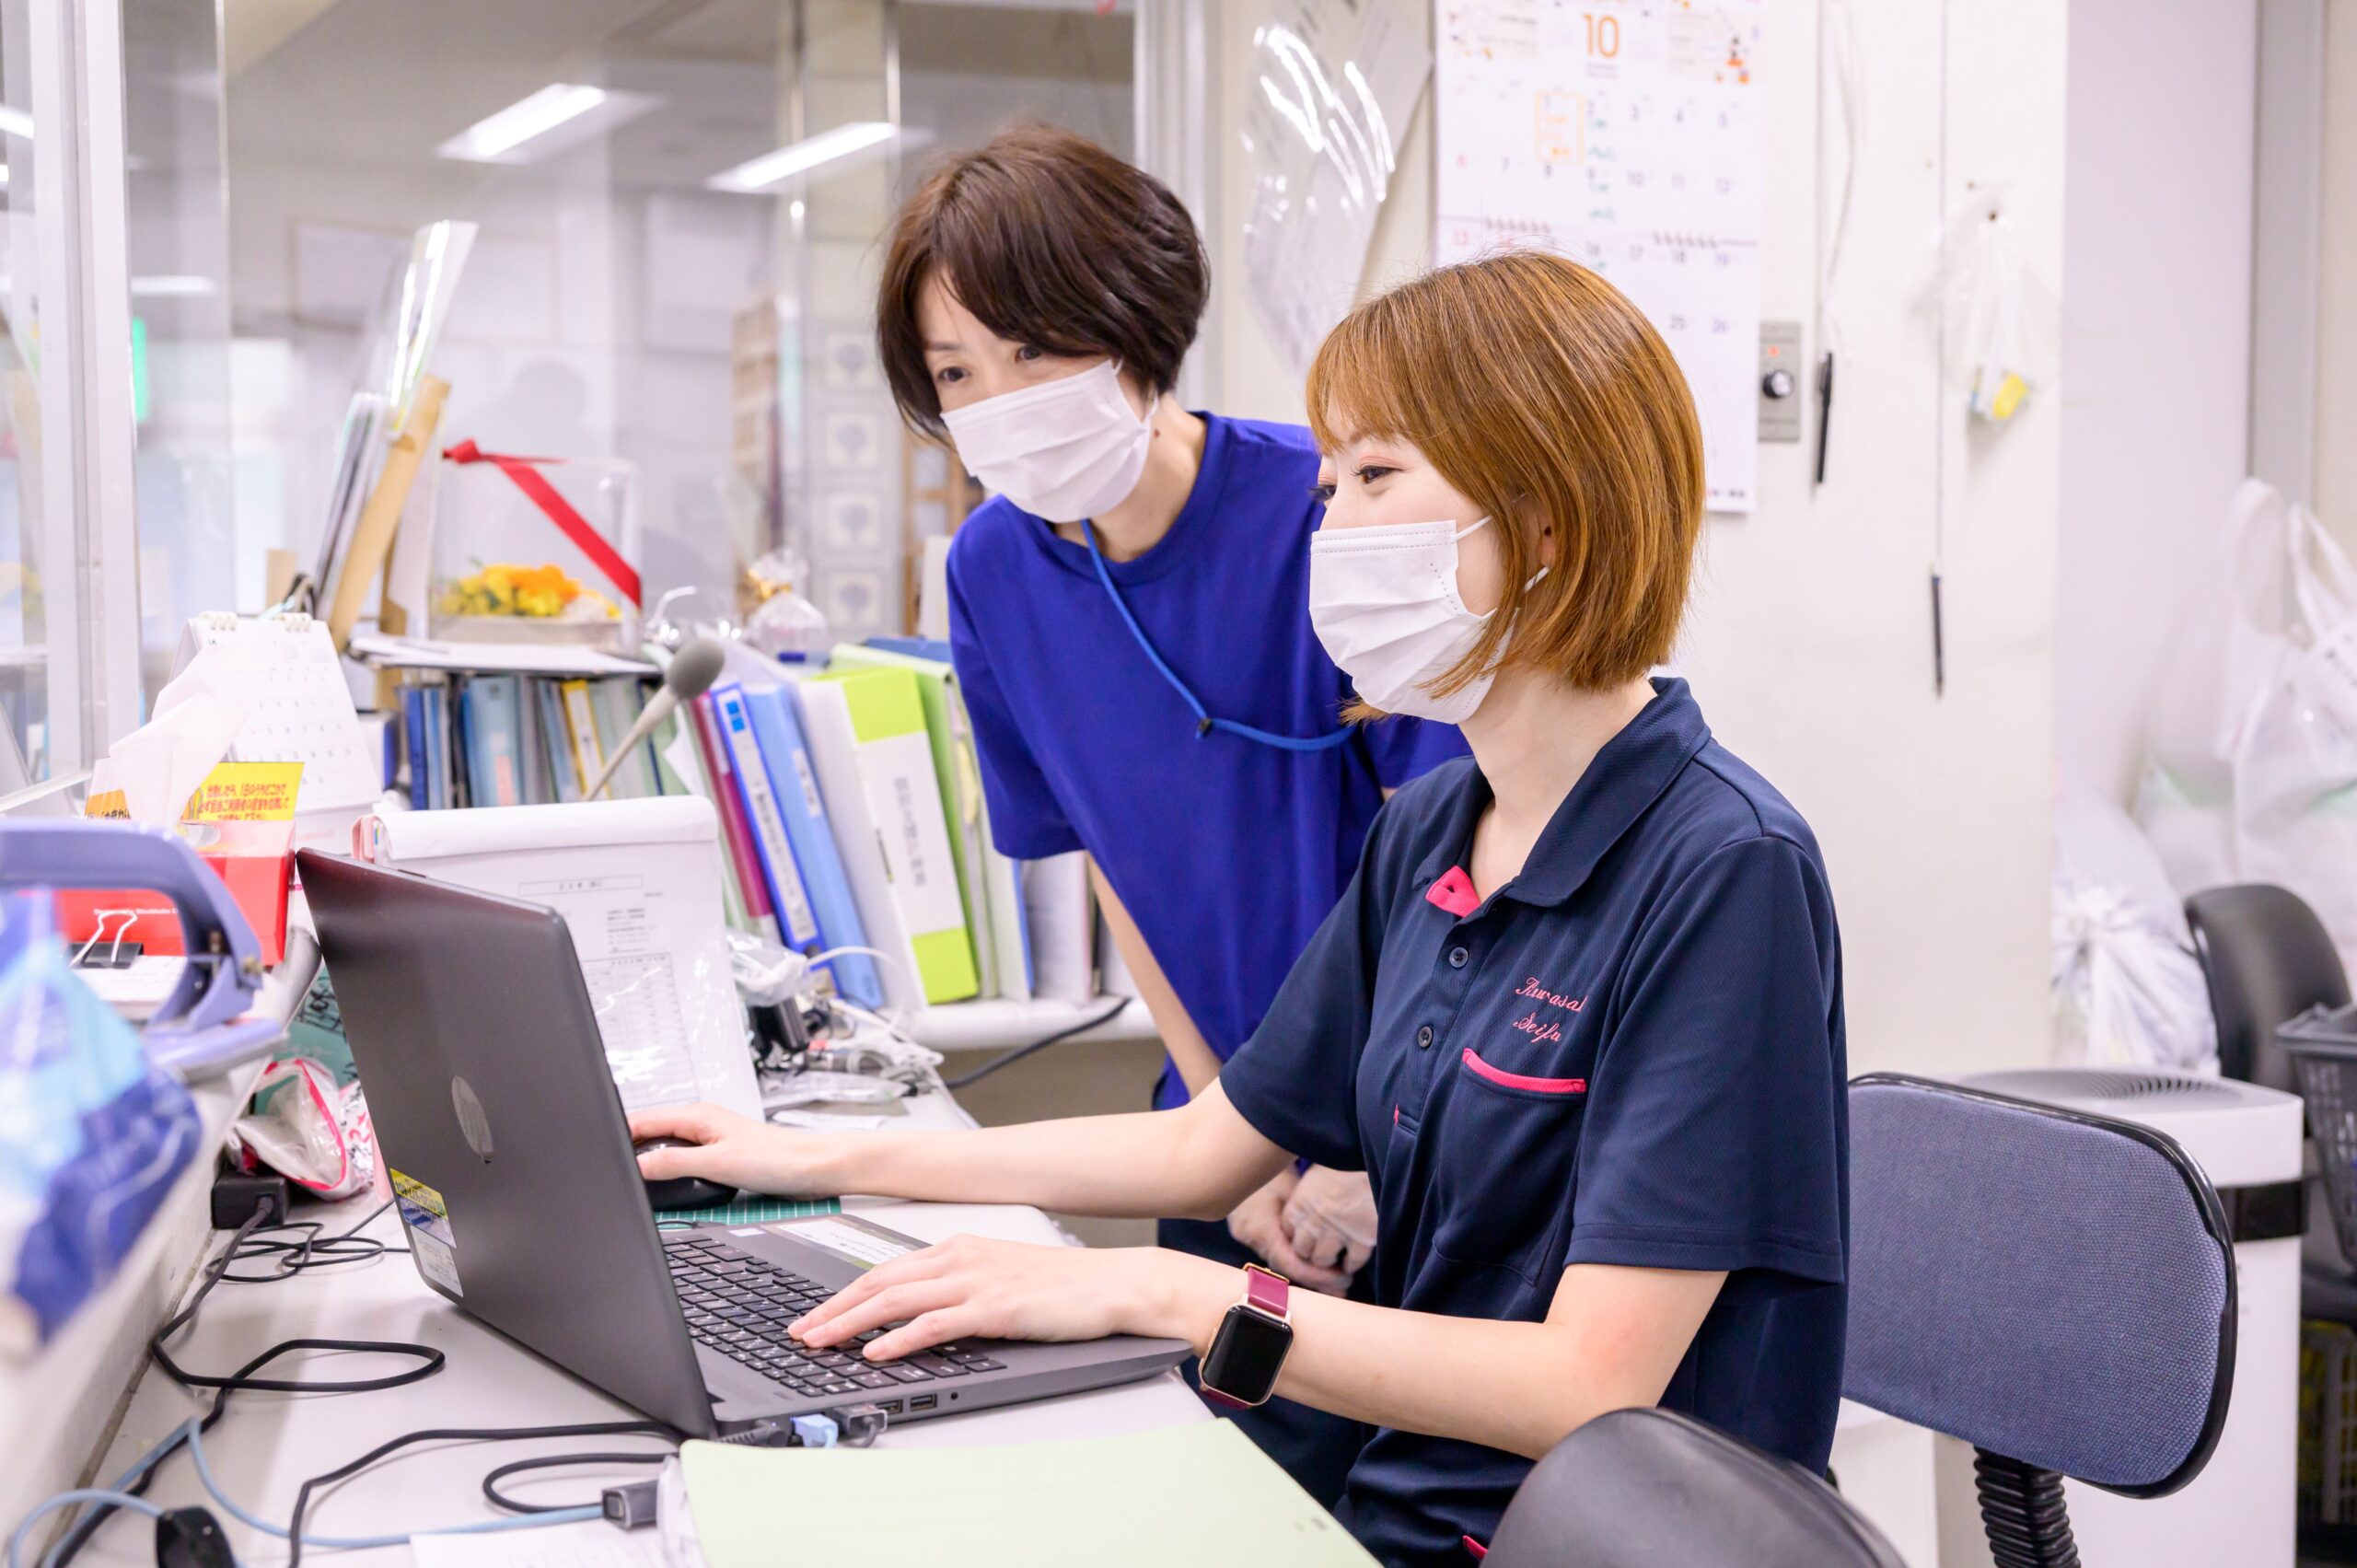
<box><xmin>638</xmin><ymin>251</ymin><xmax>1847</xmax><ymax>1566</ymax></box>
<box><xmin>864</xmin><ymin>125</ymin><xmax>1467</xmax><ymax>1501</ymax></box>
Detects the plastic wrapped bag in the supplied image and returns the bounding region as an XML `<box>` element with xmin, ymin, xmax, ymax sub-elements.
<box><xmin>2061</xmin><ymin>766</ymin><xmax>2218</xmax><ymax>1073</ymax></box>
<box><xmin>2052</xmin><ymin>877</ymin><xmax>2218</xmax><ymax>1073</ymax></box>
<box><xmin>2138</xmin><ymin>479</ymin><xmax>2357</xmax><ymax>969</ymax></box>
<box><xmin>226</xmin><ymin>1057</ymin><xmax>376</xmax><ymax>1201</ymax></box>
<box><xmin>0</xmin><ymin>890</ymin><xmax>203</xmax><ymax>1356</ymax></box>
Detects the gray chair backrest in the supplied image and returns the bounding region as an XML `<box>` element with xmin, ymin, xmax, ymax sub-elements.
<box><xmin>1483</xmin><ymin>1408</ymin><xmax>1907</xmax><ymax>1568</ymax></box>
<box><xmin>2187</xmin><ymin>883</ymin><xmax>2350</xmax><ymax>1090</ymax></box>
<box><xmin>1843</xmin><ymin>1074</ymin><xmax>2235</xmax><ymax>1495</ymax></box>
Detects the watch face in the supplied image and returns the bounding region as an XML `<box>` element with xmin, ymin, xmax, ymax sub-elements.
<box><xmin>1202</xmin><ymin>1306</ymin><xmax>1294</xmax><ymax>1405</ymax></box>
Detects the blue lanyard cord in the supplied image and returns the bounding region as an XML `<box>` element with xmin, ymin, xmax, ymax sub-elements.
<box><xmin>1080</xmin><ymin>520</ymin><xmax>1353</xmax><ymax>752</ymax></box>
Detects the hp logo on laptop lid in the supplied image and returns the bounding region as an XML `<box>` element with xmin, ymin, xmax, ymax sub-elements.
<box><xmin>452</xmin><ymin>1075</ymin><xmax>495</xmax><ymax>1161</ymax></box>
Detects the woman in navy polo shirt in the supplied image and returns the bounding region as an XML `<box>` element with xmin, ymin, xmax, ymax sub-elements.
<box><xmin>634</xmin><ymin>250</ymin><xmax>1848</xmax><ymax>1566</ymax></box>
<box><xmin>862</xmin><ymin>125</ymin><xmax>1467</xmax><ymax>1500</ymax></box>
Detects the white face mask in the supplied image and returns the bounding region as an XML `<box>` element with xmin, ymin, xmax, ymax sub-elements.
<box><xmin>1307</xmin><ymin>517</ymin><xmax>1544</xmax><ymax>725</ymax></box>
<box><xmin>939</xmin><ymin>359</ymin><xmax>1154</xmax><ymax>523</ymax></box>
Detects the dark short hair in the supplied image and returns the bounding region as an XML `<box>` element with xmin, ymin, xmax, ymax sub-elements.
<box><xmin>877</xmin><ymin>124</ymin><xmax>1209</xmax><ymax>436</ymax></box>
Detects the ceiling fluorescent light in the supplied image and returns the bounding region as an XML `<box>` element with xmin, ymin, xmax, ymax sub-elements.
<box><xmin>130</xmin><ymin>274</ymin><xmax>215</xmax><ymax>298</ymax></box>
<box><xmin>707</xmin><ymin>122</ymin><xmax>898</xmax><ymax>193</ymax></box>
<box><xmin>437</xmin><ymin>84</ymin><xmax>607</xmax><ymax>163</ymax></box>
<box><xmin>0</xmin><ymin>106</ymin><xmax>31</xmax><ymax>140</ymax></box>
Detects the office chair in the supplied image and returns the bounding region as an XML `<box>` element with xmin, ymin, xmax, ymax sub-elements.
<box><xmin>1845</xmin><ymin>1074</ymin><xmax>2235</xmax><ymax>1568</ymax></box>
<box><xmin>2182</xmin><ymin>882</ymin><xmax>2357</xmax><ymax>1318</ymax></box>
<box><xmin>2186</xmin><ymin>883</ymin><xmax>2350</xmax><ymax>1091</ymax></box>
<box><xmin>1481</xmin><ymin>1407</ymin><xmax>1907</xmax><ymax>1568</ymax></box>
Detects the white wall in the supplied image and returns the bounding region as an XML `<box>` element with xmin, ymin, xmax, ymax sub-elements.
<box><xmin>1206</xmin><ymin>0</ymin><xmax>2067</xmax><ymax>1080</ymax></box>
<box><xmin>2319</xmin><ymin>0</ymin><xmax>2357</xmax><ymax>540</ymax></box>
<box><xmin>2056</xmin><ymin>0</ymin><xmax>2257</xmax><ymax>803</ymax></box>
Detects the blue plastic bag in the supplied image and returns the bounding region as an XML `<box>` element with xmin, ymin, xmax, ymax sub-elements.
<box><xmin>0</xmin><ymin>890</ymin><xmax>202</xmax><ymax>1353</ymax></box>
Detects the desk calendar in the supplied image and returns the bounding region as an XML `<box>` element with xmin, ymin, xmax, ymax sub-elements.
<box><xmin>1435</xmin><ymin>0</ymin><xmax>1766</xmax><ymax>512</ymax></box>
<box><xmin>176</xmin><ymin>614</ymin><xmax>381</xmax><ymax>813</ymax></box>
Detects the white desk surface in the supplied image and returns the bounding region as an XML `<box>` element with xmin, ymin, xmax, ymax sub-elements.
<box><xmin>75</xmin><ymin>1088</ymin><xmax>1206</xmax><ymax>1565</ymax></box>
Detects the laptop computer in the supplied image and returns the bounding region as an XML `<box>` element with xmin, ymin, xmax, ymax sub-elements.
<box><xmin>298</xmin><ymin>850</ymin><xmax>1189</xmax><ymax>1440</ymax></box>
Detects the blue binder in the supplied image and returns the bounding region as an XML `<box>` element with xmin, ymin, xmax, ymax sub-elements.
<box><xmin>738</xmin><ymin>683</ymin><xmax>884</xmax><ymax>1008</ymax></box>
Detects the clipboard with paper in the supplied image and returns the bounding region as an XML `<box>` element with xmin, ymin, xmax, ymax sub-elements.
<box><xmin>354</xmin><ymin>796</ymin><xmax>763</xmax><ymax>1122</ymax></box>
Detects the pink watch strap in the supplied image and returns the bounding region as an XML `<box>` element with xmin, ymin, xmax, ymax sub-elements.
<box><xmin>1243</xmin><ymin>1264</ymin><xmax>1290</xmax><ymax>1319</ymax></box>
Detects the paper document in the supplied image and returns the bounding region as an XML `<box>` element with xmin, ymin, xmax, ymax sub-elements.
<box><xmin>351</xmin><ymin>632</ymin><xmax>656</xmax><ymax>678</ymax></box>
<box><xmin>75</xmin><ymin>956</ymin><xmax>186</xmax><ymax>1019</ymax></box>
<box><xmin>682</xmin><ymin>1420</ymin><xmax>1378</xmax><ymax>1567</ymax></box>
<box><xmin>408</xmin><ymin>1517</ymin><xmax>667</xmax><ymax>1568</ymax></box>
<box><xmin>173</xmin><ymin>614</ymin><xmax>383</xmax><ymax>812</ymax></box>
<box><xmin>360</xmin><ymin>797</ymin><xmax>761</xmax><ymax>1121</ymax></box>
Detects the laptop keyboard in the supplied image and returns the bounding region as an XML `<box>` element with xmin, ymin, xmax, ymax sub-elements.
<box><xmin>662</xmin><ymin>1232</ymin><xmax>1006</xmax><ymax>1403</ymax></box>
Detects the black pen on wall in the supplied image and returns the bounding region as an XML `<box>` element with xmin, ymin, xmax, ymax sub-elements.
<box><xmin>1929</xmin><ymin>569</ymin><xmax>1946</xmax><ymax>696</ymax></box>
<box><xmin>1812</xmin><ymin>351</ymin><xmax>1835</xmax><ymax>486</ymax></box>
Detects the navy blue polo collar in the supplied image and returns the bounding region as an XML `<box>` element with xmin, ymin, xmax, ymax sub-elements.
<box><xmin>1413</xmin><ymin>678</ymin><xmax>1713</xmax><ymax>909</ymax></box>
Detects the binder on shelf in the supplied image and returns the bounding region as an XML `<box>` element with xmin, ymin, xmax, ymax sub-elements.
<box><xmin>403</xmin><ymin>687</ymin><xmax>429</xmax><ymax>810</ymax></box>
<box><xmin>832</xmin><ymin>641</ymin><xmax>1027</xmax><ymax>1002</ymax></box>
<box><xmin>688</xmin><ymin>693</ymin><xmax>783</xmax><ymax>947</ymax></box>
<box><xmin>422</xmin><ymin>685</ymin><xmax>454</xmax><ymax>810</ymax></box>
<box><xmin>537</xmin><ymin>679</ymin><xmax>583</xmax><ymax>802</ymax></box>
<box><xmin>711</xmin><ymin>684</ymin><xmax>822</xmax><ymax>954</ymax></box>
<box><xmin>458</xmin><ymin>674</ymin><xmax>526</xmax><ymax>808</ymax></box>
<box><xmin>797</xmin><ymin>671</ymin><xmax>979</xmax><ymax>1009</ymax></box>
<box><xmin>592</xmin><ymin>678</ymin><xmax>663</xmax><ymax>799</ymax></box>
<box><xmin>558</xmin><ymin>679</ymin><xmax>607</xmax><ymax>801</ymax></box>
<box><xmin>516</xmin><ymin>675</ymin><xmax>552</xmax><ymax>805</ymax></box>
<box><xmin>985</xmin><ymin>851</ymin><xmax>1031</xmax><ymax>1002</ymax></box>
<box><xmin>736</xmin><ymin>683</ymin><xmax>883</xmax><ymax>1009</ymax></box>
<box><xmin>658</xmin><ymin>712</ymin><xmax>750</xmax><ymax>933</ymax></box>
<box><xmin>1023</xmin><ymin>852</ymin><xmax>1096</xmax><ymax>1007</ymax></box>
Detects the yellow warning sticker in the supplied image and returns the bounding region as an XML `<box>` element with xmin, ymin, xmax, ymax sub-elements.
<box><xmin>390</xmin><ymin>1169</ymin><xmax>462</xmax><ymax>1295</ymax></box>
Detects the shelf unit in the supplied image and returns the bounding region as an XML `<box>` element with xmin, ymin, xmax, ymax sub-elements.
<box><xmin>903</xmin><ymin>996</ymin><xmax>1158</xmax><ymax>1052</ymax></box>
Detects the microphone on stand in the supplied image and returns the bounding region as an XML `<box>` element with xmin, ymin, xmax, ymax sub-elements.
<box><xmin>586</xmin><ymin>637</ymin><xmax>727</xmax><ymax>801</ymax></box>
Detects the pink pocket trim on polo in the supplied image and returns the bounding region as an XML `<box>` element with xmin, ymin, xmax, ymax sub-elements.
<box><xmin>1460</xmin><ymin>1046</ymin><xmax>1586</xmax><ymax>1096</ymax></box>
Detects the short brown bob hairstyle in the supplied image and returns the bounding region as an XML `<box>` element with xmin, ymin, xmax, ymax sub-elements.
<box><xmin>877</xmin><ymin>124</ymin><xmax>1209</xmax><ymax>436</ymax></box>
<box><xmin>1308</xmin><ymin>250</ymin><xmax>1704</xmax><ymax>699</ymax></box>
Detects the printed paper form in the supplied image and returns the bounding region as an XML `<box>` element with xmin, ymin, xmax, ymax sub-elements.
<box><xmin>370</xmin><ymin>798</ymin><xmax>762</xmax><ymax>1121</ymax></box>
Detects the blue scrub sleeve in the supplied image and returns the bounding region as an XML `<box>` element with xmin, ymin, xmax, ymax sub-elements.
<box><xmin>1564</xmin><ymin>836</ymin><xmax>1846</xmax><ymax>1290</ymax></box>
<box><xmin>1215</xmin><ymin>816</ymin><xmax>1401</xmax><ymax>1172</ymax></box>
<box><xmin>947</xmin><ymin>557</ymin><xmax>1084</xmax><ymax>861</ymax></box>
<box><xmin>1359</xmin><ymin>715</ymin><xmax>1470</xmax><ymax>791</ymax></box>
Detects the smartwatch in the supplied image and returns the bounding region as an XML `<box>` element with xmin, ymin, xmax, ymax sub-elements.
<box><xmin>1198</xmin><ymin>1263</ymin><xmax>1294</xmax><ymax>1410</ymax></box>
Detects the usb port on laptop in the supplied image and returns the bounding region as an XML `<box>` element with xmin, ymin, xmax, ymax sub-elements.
<box><xmin>909</xmin><ymin>1395</ymin><xmax>937</xmax><ymax>1411</ymax></box>
<box><xmin>876</xmin><ymin>1399</ymin><xmax>903</xmax><ymax>1415</ymax></box>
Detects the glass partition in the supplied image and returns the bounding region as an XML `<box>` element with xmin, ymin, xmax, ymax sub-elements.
<box><xmin>0</xmin><ymin>0</ymin><xmax>73</xmax><ymax>784</ymax></box>
<box><xmin>223</xmin><ymin>0</ymin><xmax>1133</xmax><ymax>647</ymax></box>
<box><xmin>123</xmin><ymin>0</ymin><xmax>235</xmax><ymax>703</ymax></box>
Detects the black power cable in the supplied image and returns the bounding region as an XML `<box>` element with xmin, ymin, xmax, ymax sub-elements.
<box><xmin>284</xmin><ymin>1422</ymin><xmax>674</xmax><ymax>1568</ymax></box>
<box><xmin>480</xmin><ymin>1450</ymin><xmax>669</xmax><ymax>1515</ymax></box>
<box><xmin>942</xmin><ymin>998</ymin><xmax>1132</xmax><ymax>1090</ymax></box>
<box><xmin>45</xmin><ymin>1201</ymin><xmax>444</xmax><ymax>1568</ymax></box>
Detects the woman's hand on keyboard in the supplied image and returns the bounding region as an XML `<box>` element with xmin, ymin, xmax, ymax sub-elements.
<box><xmin>786</xmin><ymin>1234</ymin><xmax>1237</xmax><ymax>1364</ymax></box>
<box><xmin>628</xmin><ymin>1103</ymin><xmax>834</xmax><ymax>1195</ymax></box>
